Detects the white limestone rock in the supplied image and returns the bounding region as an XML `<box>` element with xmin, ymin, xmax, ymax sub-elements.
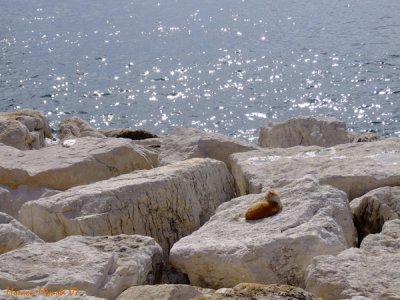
<box><xmin>0</xmin><ymin>235</ymin><xmax>163</xmax><ymax>300</ymax></box>
<box><xmin>196</xmin><ymin>283</ymin><xmax>317</xmax><ymax>300</ymax></box>
<box><xmin>230</xmin><ymin>137</ymin><xmax>400</xmax><ymax>199</ymax></box>
<box><xmin>0</xmin><ymin>212</ymin><xmax>43</xmax><ymax>254</ymax></box>
<box><xmin>258</xmin><ymin>116</ymin><xmax>349</xmax><ymax>148</ymax></box>
<box><xmin>57</xmin><ymin>116</ymin><xmax>105</xmax><ymax>141</ymax></box>
<box><xmin>159</xmin><ymin>128</ymin><xmax>259</xmax><ymax>169</ymax></box>
<box><xmin>0</xmin><ymin>136</ymin><xmax>157</xmax><ymax>191</ymax></box>
<box><xmin>170</xmin><ymin>176</ymin><xmax>356</xmax><ymax>289</ymax></box>
<box><xmin>0</xmin><ymin>289</ymin><xmax>106</xmax><ymax>300</ymax></box>
<box><xmin>305</xmin><ymin>219</ymin><xmax>400</xmax><ymax>300</ymax></box>
<box><xmin>19</xmin><ymin>158</ymin><xmax>234</xmax><ymax>256</ymax></box>
<box><xmin>351</xmin><ymin>186</ymin><xmax>400</xmax><ymax>241</ymax></box>
<box><xmin>0</xmin><ymin>185</ymin><xmax>59</xmax><ymax>218</ymax></box>
<box><xmin>0</xmin><ymin>109</ymin><xmax>52</xmax><ymax>150</ymax></box>
<box><xmin>116</xmin><ymin>284</ymin><xmax>213</xmax><ymax>300</ymax></box>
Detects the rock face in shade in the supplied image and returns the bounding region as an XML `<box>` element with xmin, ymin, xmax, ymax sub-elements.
<box><xmin>258</xmin><ymin>116</ymin><xmax>349</xmax><ymax>148</ymax></box>
<box><xmin>116</xmin><ymin>284</ymin><xmax>213</xmax><ymax>300</ymax></box>
<box><xmin>0</xmin><ymin>109</ymin><xmax>52</xmax><ymax>150</ymax></box>
<box><xmin>0</xmin><ymin>235</ymin><xmax>163</xmax><ymax>300</ymax></box>
<box><xmin>230</xmin><ymin>137</ymin><xmax>400</xmax><ymax>199</ymax></box>
<box><xmin>350</xmin><ymin>186</ymin><xmax>400</xmax><ymax>242</ymax></box>
<box><xmin>0</xmin><ymin>137</ymin><xmax>157</xmax><ymax>191</ymax></box>
<box><xmin>19</xmin><ymin>158</ymin><xmax>235</xmax><ymax>256</ymax></box>
<box><xmin>170</xmin><ymin>176</ymin><xmax>356</xmax><ymax>289</ymax></box>
<box><xmin>57</xmin><ymin>116</ymin><xmax>105</xmax><ymax>141</ymax></box>
<box><xmin>0</xmin><ymin>212</ymin><xmax>43</xmax><ymax>254</ymax></box>
<box><xmin>194</xmin><ymin>283</ymin><xmax>317</xmax><ymax>300</ymax></box>
<box><xmin>306</xmin><ymin>219</ymin><xmax>400</xmax><ymax>300</ymax></box>
<box><xmin>0</xmin><ymin>185</ymin><xmax>59</xmax><ymax>219</ymax></box>
<box><xmin>159</xmin><ymin>128</ymin><xmax>259</xmax><ymax>169</ymax></box>
<box><xmin>101</xmin><ymin>128</ymin><xmax>158</xmax><ymax>140</ymax></box>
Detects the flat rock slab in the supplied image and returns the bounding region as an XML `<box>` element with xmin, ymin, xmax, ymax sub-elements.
<box><xmin>306</xmin><ymin>219</ymin><xmax>400</xmax><ymax>300</ymax></box>
<box><xmin>19</xmin><ymin>158</ymin><xmax>234</xmax><ymax>256</ymax></box>
<box><xmin>0</xmin><ymin>137</ymin><xmax>157</xmax><ymax>190</ymax></box>
<box><xmin>117</xmin><ymin>284</ymin><xmax>213</xmax><ymax>300</ymax></box>
<box><xmin>159</xmin><ymin>128</ymin><xmax>259</xmax><ymax>169</ymax></box>
<box><xmin>170</xmin><ymin>176</ymin><xmax>356</xmax><ymax>289</ymax></box>
<box><xmin>0</xmin><ymin>212</ymin><xmax>43</xmax><ymax>254</ymax></box>
<box><xmin>195</xmin><ymin>283</ymin><xmax>317</xmax><ymax>300</ymax></box>
<box><xmin>0</xmin><ymin>235</ymin><xmax>163</xmax><ymax>300</ymax></box>
<box><xmin>231</xmin><ymin>137</ymin><xmax>400</xmax><ymax>199</ymax></box>
<box><xmin>351</xmin><ymin>186</ymin><xmax>400</xmax><ymax>242</ymax></box>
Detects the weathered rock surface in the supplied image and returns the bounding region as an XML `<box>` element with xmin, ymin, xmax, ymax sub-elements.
<box><xmin>0</xmin><ymin>185</ymin><xmax>58</xmax><ymax>218</ymax></box>
<box><xmin>0</xmin><ymin>235</ymin><xmax>163</xmax><ymax>300</ymax></box>
<box><xmin>0</xmin><ymin>137</ymin><xmax>157</xmax><ymax>190</ymax></box>
<box><xmin>306</xmin><ymin>219</ymin><xmax>400</xmax><ymax>300</ymax></box>
<box><xmin>231</xmin><ymin>137</ymin><xmax>400</xmax><ymax>199</ymax></box>
<box><xmin>19</xmin><ymin>158</ymin><xmax>234</xmax><ymax>256</ymax></box>
<box><xmin>159</xmin><ymin>128</ymin><xmax>259</xmax><ymax>169</ymax></box>
<box><xmin>117</xmin><ymin>284</ymin><xmax>213</xmax><ymax>300</ymax></box>
<box><xmin>258</xmin><ymin>116</ymin><xmax>349</xmax><ymax>148</ymax></box>
<box><xmin>170</xmin><ymin>176</ymin><xmax>356</xmax><ymax>289</ymax></box>
<box><xmin>194</xmin><ymin>283</ymin><xmax>317</xmax><ymax>300</ymax></box>
<box><xmin>1</xmin><ymin>289</ymin><xmax>106</xmax><ymax>300</ymax></box>
<box><xmin>351</xmin><ymin>186</ymin><xmax>400</xmax><ymax>242</ymax></box>
<box><xmin>101</xmin><ymin>128</ymin><xmax>158</xmax><ymax>140</ymax></box>
<box><xmin>0</xmin><ymin>212</ymin><xmax>43</xmax><ymax>254</ymax></box>
<box><xmin>57</xmin><ymin>116</ymin><xmax>105</xmax><ymax>140</ymax></box>
<box><xmin>349</xmin><ymin>131</ymin><xmax>382</xmax><ymax>143</ymax></box>
<box><xmin>0</xmin><ymin>109</ymin><xmax>52</xmax><ymax>150</ymax></box>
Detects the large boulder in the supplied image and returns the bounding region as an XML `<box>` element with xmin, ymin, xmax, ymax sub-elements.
<box><xmin>194</xmin><ymin>283</ymin><xmax>317</xmax><ymax>300</ymax></box>
<box><xmin>306</xmin><ymin>219</ymin><xmax>400</xmax><ymax>300</ymax></box>
<box><xmin>117</xmin><ymin>284</ymin><xmax>213</xmax><ymax>300</ymax></box>
<box><xmin>351</xmin><ymin>186</ymin><xmax>400</xmax><ymax>242</ymax></box>
<box><xmin>0</xmin><ymin>235</ymin><xmax>163</xmax><ymax>300</ymax></box>
<box><xmin>258</xmin><ymin>116</ymin><xmax>349</xmax><ymax>148</ymax></box>
<box><xmin>159</xmin><ymin>128</ymin><xmax>259</xmax><ymax>170</ymax></box>
<box><xmin>230</xmin><ymin>137</ymin><xmax>400</xmax><ymax>199</ymax></box>
<box><xmin>0</xmin><ymin>212</ymin><xmax>43</xmax><ymax>254</ymax></box>
<box><xmin>0</xmin><ymin>185</ymin><xmax>58</xmax><ymax>218</ymax></box>
<box><xmin>170</xmin><ymin>176</ymin><xmax>356</xmax><ymax>289</ymax></box>
<box><xmin>0</xmin><ymin>136</ymin><xmax>157</xmax><ymax>191</ymax></box>
<box><xmin>19</xmin><ymin>158</ymin><xmax>235</xmax><ymax>255</ymax></box>
<box><xmin>57</xmin><ymin>116</ymin><xmax>105</xmax><ymax>141</ymax></box>
<box><xmin>0</xmin><ymin>109</ymin><xmax>52</xmax><ymax>150</ymax></box>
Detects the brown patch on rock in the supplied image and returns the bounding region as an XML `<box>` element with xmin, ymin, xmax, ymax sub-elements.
<box><xmin>245</xmin><ymin>190</ymin><xmax>282</xmax><ymax>221</ymax></box>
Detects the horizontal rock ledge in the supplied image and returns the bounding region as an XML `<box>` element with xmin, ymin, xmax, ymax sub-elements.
<box><xmin>230</xmin><ymin>137</ymin><xmax>400</xmax><ymax>199</ymax></box>
<box><xmin>0</xmin><ymin>136</ymin><xmax>157</xmax><ymax>191</ymax></box>
<box><xmin>19</xmin><ymin>158</ymin><xmax>235</xmax><ymax>257</ymax></box>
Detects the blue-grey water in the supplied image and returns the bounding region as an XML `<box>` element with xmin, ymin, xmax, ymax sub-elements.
<box><xmin>1</xmin><ymin>0</ymin><xmax>399</xmax><ymax>140</ymax></box>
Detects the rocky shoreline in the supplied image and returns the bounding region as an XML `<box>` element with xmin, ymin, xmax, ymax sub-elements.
<box><xmin>0</xmin><ymin>109</ymin><xmax>399</xmax><ymax>299</ymax></box>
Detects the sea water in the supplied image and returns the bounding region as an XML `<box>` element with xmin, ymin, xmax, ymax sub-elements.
<box><xmin>1</xmin><ymin>0</ymin><xmax>399</xmax><ymax>140</ymax></box>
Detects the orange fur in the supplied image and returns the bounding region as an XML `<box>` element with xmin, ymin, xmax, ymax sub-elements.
<box><xmin>245</xmin><ymin>191</ymin><xmax>282</xmax><ymax>221</ymax></box>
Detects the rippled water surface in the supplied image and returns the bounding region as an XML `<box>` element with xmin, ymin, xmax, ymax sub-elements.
<box><xmin>1</xmin><ymin>0</ymin><xmax>399</xmax><ymax>140</ymax></box>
